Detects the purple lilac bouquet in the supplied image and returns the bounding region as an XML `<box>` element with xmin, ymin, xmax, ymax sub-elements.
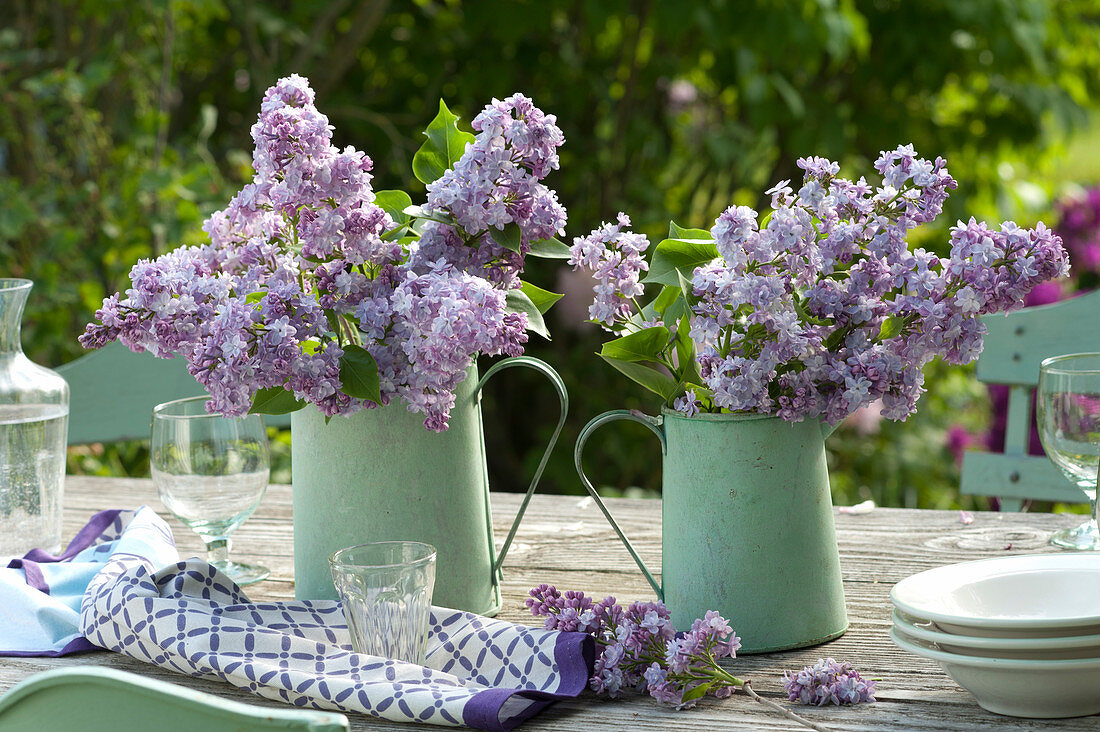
<box><xmin>526</xmin><ymin>584</ymin><xmax>743</xmax><ymax>709</ymax></box>
<box><xmin>569</xmin><ymin>146</ymin><xmax>1070</xmax><ymax>425</ymax></box>
<box><xmin>80</xmin><ymin>75</ymin><xmax>570</xmax><ymax>430</ymax></box>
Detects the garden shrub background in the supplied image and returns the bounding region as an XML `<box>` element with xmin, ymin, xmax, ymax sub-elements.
<box><xmin>3</xmin><ymin>0</ymin><xmax>1100</xmax><ymax>508</ymax></box>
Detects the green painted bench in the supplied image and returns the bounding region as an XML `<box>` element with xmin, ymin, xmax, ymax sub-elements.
<box><xmin>57</xmin><ymin>342</ymin><xmax>290</xmax><ymax>445</ymax></box>
<box><xmin>0</xmin><ymin>667</ymin><xmax>348</xmax><ymax>731</ymax></box>
<box><xmin>960</xmin><ymin>290</ymin><xmax>1100</xmax><ymax>511</ymax></box>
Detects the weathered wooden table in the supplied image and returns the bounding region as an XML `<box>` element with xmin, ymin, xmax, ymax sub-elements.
<box><xmin>1</xmin><ymin>476</ymin><xmax>1096</xmax><ymax>730</ymax></box>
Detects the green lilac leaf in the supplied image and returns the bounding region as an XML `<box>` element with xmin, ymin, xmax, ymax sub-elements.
<box><xmin>681</xmin><ymin>683</ymin><xmax>713</xmax><ymax>703</ymax></box>
<box><xmin>519</xmin><ymin>280</ymin><xmax>564</xmax><ymax>314</ymax></box>
<box><xmin>676</xmin><ymin>314</ymin><xmax>701</xmax><ymax>384</ymax></box>
<box><xmin>878</xmin><ymin>315</ymin><xmax>906</xmax><ymax>340</ymax></box>
<box><xmin>650</xmin><ymin>285</ymin><xmax>680</xmax><ymax>315</ymax></box>
<box><xmin>374</xmin><ymin>190</ymin><xmax>413</xmax><ymax>227</ymax></box>
<box><xmin>506</xmin><ymin>288</ymin><xmax>551</xmax><ymax>339</ymax></box>
<box><xmin>338</xmin><ymin>344</ymin><xmax>382</xmax><ymax>404</ymax></box>
<box><xmin>600</xmin><ymin>325</ymin><xmax>670</xmax><ymax>362</ymax></box>
<box><xmin>683</xmin><ymin>381</ymin><xmax>715</xmax><ymax>400</ymax></box>
<box><xmin>642</xmin><ymin>286</ymin><xmax>687</xmax><ymax>332</ymax></box>
<box><xmin>668</xmin><ymin>220</ymin><xmax>713</xmax><ymax>240</ymax></box>
<box><xmin>599</xmin><ymin>355</ymin><xmax>680</xmax><ymax>402</ymax></box>
<box><xmin>643</xmin><ymin>238</ymin><xmax>720</xmax><ymax>286</ymax></box>
<box><xmin>676</xmin><ymin>268</ymin><xmax>701</xmax><ymax>309</ymax></box>
<box><xmin>824</xmin><ymin>326</ymin><xmax>849</xmax><ymax>350</ymax></box>
<box><xmin>248</xmin><ymin>386</ymin><xmax>306</xmax><ymax>416</ymax></box>
<box><xmin>411</xmin><ymin>99</ymin><xmax>475</xmax><ymax>185</ymax></box>
<box><xmin>492</xmin><ymin>222</ymin><xmax>523</xmax><ymax>253</ymax></box>
<box><xmin>527</xmin><ymin>236</ymin><xmax>572</xmax><ymax>259</ymax></box>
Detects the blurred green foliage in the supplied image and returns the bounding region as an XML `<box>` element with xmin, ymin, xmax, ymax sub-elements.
<box><xmin>3</xmin><ymin>0</ymin><xmax>1100</xmax><ymax>508</ymax></box>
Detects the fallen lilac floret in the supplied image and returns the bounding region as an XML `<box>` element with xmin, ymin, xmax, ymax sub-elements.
<box><xmin>783</xmin><ymin>658</ymin><xmax>877</xmax><ymax>706</ymax></box>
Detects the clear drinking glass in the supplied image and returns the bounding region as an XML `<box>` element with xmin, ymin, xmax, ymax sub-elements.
<box><xmin>151</xmin><ymin>396</ymin><xmax>270</xmax><ymax>584</ymax></box>
<box><xmin>330</xmin><ymin>541</ymin><xmax>437</xmax><ymax>664</ymax></box>
<box><xmin>1038</xmin><ymin>353</ymin><xmax>1100</xmax><ymax>551</ymax></box>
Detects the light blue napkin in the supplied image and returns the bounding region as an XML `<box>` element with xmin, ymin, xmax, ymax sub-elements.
<box><xmin>1</xmin><ymin>508</ymin><xmax>177</xmax><ymax>656</ymax></box>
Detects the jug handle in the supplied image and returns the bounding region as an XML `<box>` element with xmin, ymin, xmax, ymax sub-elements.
<box><xmin>473</xmin><ymin>356</ymin><xmax>569</xmax><ymax>585</ymax></box>
<box><xmin>574</xmin><ymin>410</ymin><xmax>666</xmax><ymax>601</ymax></box>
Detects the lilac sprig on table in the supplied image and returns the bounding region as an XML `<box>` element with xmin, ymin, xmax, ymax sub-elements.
<box><xmin>527</xmin><ymin>585</ymin><xmax>871</xmax><ymax>732</ymax></box>
<box><xmin>569</xmin><ymin>145</ymin><xmax>1069</xmax><ymax>425</ymax></box>
<box><xmin>783</xmin><ymin>658</ymin><xmax>877</xmax><ymax>706</ymax></box>
<box><xmin>81</xmin><ymin>76</ymin><xmax>569</xmax><ymax>431</ymax></box>
<box><xmin>526</xmin><ymin>584</ymin><xmax>743</xmax><ymax>709</ymax></box>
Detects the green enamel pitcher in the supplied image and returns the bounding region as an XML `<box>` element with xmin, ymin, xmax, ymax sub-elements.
<box><xmin>291</xmin><ymin>357</ymin><xmax>567</xmax><ymax>616</ymax></box>
<box><xmin>575</xmin><ymin>408</ymin><xmax>848</xmax><ymax>653</ymax></box>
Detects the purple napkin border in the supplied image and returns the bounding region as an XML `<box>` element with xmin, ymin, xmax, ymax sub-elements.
<box><xmin>0</xmin><ymin>637</ymin><xmax>100</xmax><ymax>657</ymax></box>
<box><xmin>462</xmin><ymin>631</ymin><xmax>595</xmax><ymax>732</ymax></box>
<box><xmin>6</xmin><ymin>508</ymin><xmax>122</xmax><ymax>584</ymax></box>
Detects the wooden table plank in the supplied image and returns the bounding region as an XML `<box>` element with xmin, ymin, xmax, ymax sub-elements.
<box><xmin>1</xmin><ymin>475</ymin><xmax>1096</xmax><ymax>730</ymax></box>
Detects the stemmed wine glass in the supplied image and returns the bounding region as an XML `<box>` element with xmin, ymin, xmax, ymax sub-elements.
<box><xmin>1037</xmin><ymin>353</ymin><xmax>1100</xmax><ymax>551</ymax></box>
<box><xmin>151</xmin><ymin>396</ymin><xmax>271</xmax><ymax>584</ymax></box>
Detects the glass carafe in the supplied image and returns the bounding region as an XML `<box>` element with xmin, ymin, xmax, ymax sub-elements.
<box><xmin>0</xmin><ymin>279</ymin><xmax>68</xmax><ymax>559</ymax></box>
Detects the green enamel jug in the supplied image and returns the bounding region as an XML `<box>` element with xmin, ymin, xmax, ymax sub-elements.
<box><xmin>291</xmin><ymin>357</ymin><xmax>566</xmax><ymax>615</ymax></box>
<box><xmin>575</xmin><ymin>409</ymin><xmax>847</xmax><ymax>653</ymax></box>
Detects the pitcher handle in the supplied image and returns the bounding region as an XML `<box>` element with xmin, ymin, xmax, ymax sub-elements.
<box><xmin>574</xmin><ymin>410</ymin><xmax>666</xmax><ymax>600</ymax></box>
<box><xmin>473</xmin><ymin>356</ymin><xmax>569</xmax><ymax>585</ymax></box>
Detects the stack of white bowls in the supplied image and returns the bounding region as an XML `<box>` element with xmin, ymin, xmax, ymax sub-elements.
<box><xmin>890</xmin><ymin>553</ymin><xmax>1100</xmax><ymax>719</ymax></box>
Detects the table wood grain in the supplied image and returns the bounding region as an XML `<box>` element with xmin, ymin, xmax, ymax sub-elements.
<box><xmin>1</xmin><ymin>476</ymin><xmax>1096</xmax><ymax>731</ymax></box>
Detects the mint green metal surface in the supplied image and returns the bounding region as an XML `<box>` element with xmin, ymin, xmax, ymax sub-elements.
<box><xmin>57</xmin><ymin>342</ymin><xmax>290</xmax><ymax>445</ymax></box>
<box><xmin>575</xmin><ymin>409</ymin><xmax>848</xmax><ymax>653</ymax></box>
<box><xmin>291</xmin><ymin>357</ymin><xmax>567</xmax><ymax>615</ymax></box>
<box><xmin>961</xmin><ymin>290</ymin><xmax>1100</xmax><ymax>510</ymax></box>
<box><xmin>0</xmin><ymin>666</ymin><xmax>348</xmax><ymax>731</ymax></box>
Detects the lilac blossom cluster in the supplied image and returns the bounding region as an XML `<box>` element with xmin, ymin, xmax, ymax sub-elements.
<box><xmin>81</xmin><ymin>76</ymin><xmax>560</xmax><ymax>430</ymax></box>
<box><xmin>783</xmin><ymin>658</ymin><xmax>877</xmax><ymax>706</ymax></box>
<box><xmin>571</xmin><ymin>145</ymin><xmax>1069</xmax><ymax>424</ymax></box>
<box><xmin>526</xmin><ymin>584</ymin><xmax>743</xmax><ymax>709</ymax></box>
<box><xmin>567</xmin><ymin>213</ymin><xmax>651</xmax><ymax>327</ymax></box>
<box><xmin>420</xmin><ymin>93</ymin><xmax>567</xmax><ymax>288</ymax></box>
<box><xmin>691</xmin><ymin>147</ymin><xmax>1067</xmax><ymax>423</ymax></box>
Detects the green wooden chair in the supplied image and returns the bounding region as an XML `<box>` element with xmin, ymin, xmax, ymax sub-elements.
<box><xmin>960</xmin><ymin>290</ymin><xmax>1100</xmax><ymax>511</ymax></box>
<box><xmin>0</xmin><ymin>667</ymin><xmax>348</xmax><ymax>731</ymax></box>
<box><xmin>57</xmin><ymin>342</ymin><xmax>290</xmax><ymax>445</ymax></box>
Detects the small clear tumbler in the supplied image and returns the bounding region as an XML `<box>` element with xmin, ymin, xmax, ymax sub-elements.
<box><xmin>329</xmin><ymin>541</ymin><xmax>437</xmax><ymax>665</ymax></box>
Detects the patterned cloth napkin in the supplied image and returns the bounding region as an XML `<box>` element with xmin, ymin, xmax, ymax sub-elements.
<box><xmin>3</xmin><ymin>508</ymin><xmax>594</xmax><ymax>731</ymax></box>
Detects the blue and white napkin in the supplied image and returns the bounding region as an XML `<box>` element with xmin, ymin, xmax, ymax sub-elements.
<box><xmin>1</xmin><ymin>508</ymin><xmax>177</xmax><ymax>656</ymax></box>
<box><xmin>2</xmin><ymin>508</ymin><xmax>593</xmax><ymax>731</ymax></box>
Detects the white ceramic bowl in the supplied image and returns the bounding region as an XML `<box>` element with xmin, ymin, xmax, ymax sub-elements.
<box><xmin>890</xmin><ymin>553</ymin><xmax>1100</xmax><ymax>636</ymax></box>
<box><xmin>893</xmin><ymin>610</ymin><xmax>1100</xmax><ymax>659</ymax></box>
<box><xmin>890</xmin><ymin>627</ymin><xmax>1100</xmax><ymax>718</ymax></box>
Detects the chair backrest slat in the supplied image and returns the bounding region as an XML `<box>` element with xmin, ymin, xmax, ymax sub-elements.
<box><xmin>960</xmin><ymin>290</ymin><xmax>1100</xmax><ymax>510</ymax></box>
<box><xmin>58</xmin><ymin>342</ymin><xmax>290</xmax><ymax>446</ymax></box>
<box><xmin>0</xmin><ymin>666</ymin><xmax>349</xmax><ymax>731</ymax></box>
<box><xmin>976</xmin><ymin>293</ymin><xmax>1100</xmax><ymax>385</ymax></box>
